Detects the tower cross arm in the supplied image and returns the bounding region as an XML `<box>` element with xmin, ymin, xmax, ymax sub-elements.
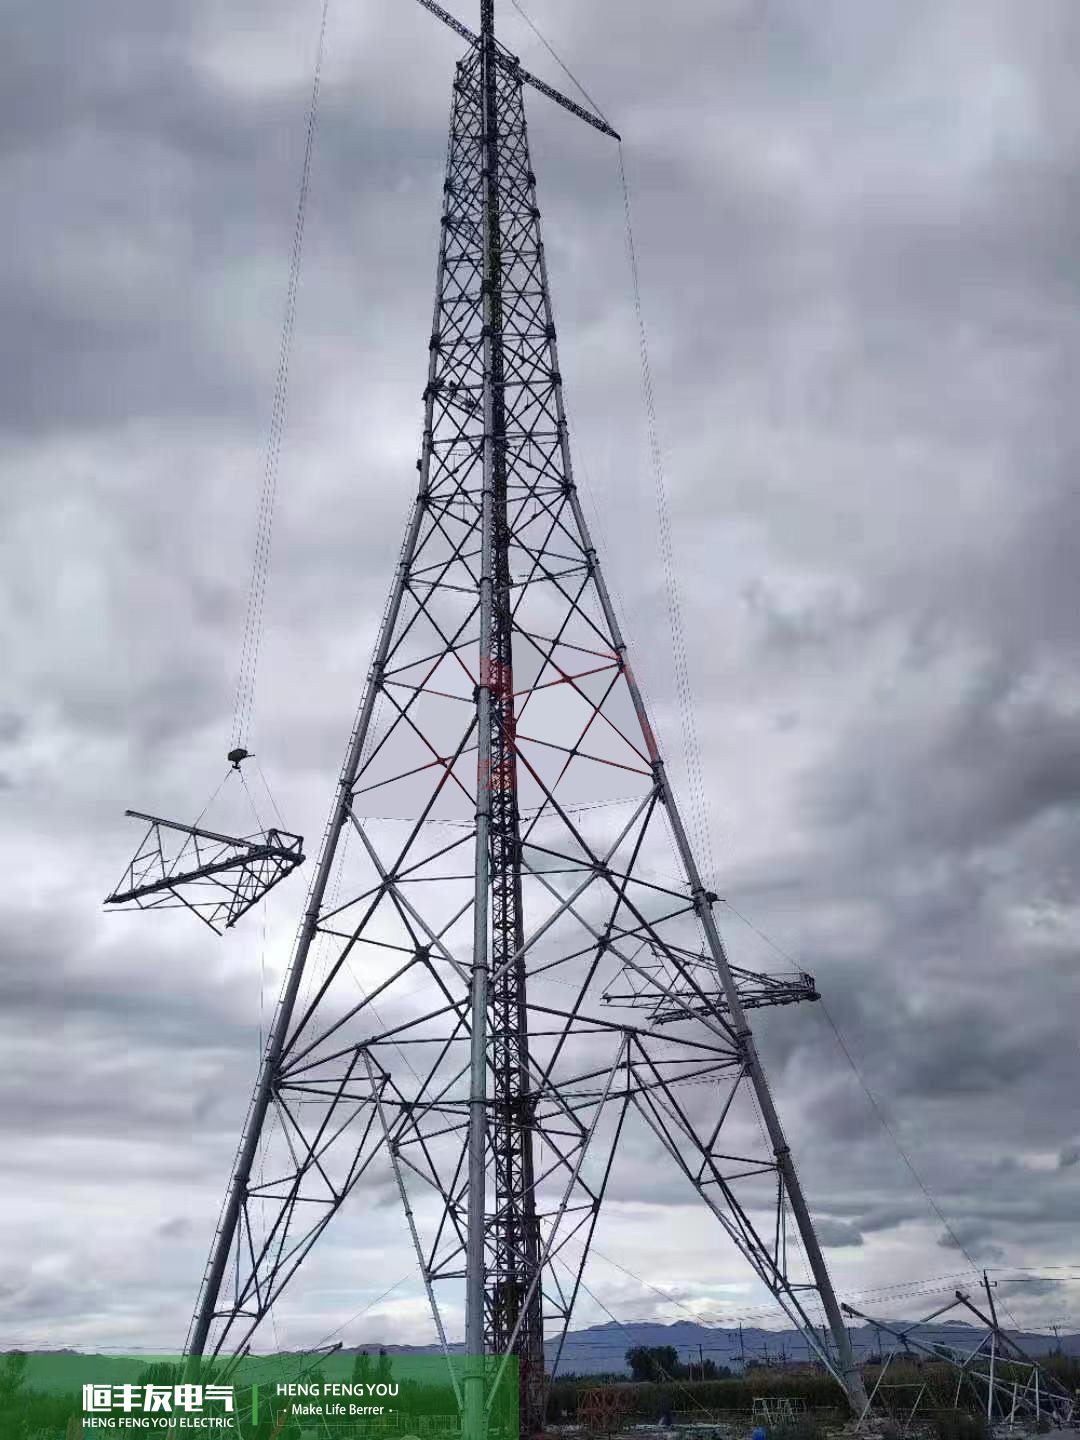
<box><xmin>513</xmin><ymin>59</ymin><xmax>620</xmax><ymax>140</ymax></box>
<box><xmin>415</xmin><ymin>0</ymin><xmax>475</xmax><ymax>44</ymax></box>
<box><xmin>413</xmin><ymin>0</ymin><xmax>620</xmax><ymax>139</ymax></box>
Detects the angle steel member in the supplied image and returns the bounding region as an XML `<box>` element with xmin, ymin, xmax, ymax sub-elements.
<box><xmin>185</xmin><ymin>3</ymin><xmax>868</xmax><ymax>1431</ymax></box>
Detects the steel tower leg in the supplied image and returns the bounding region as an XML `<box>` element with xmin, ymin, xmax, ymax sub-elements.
<box><xmin>185</xmin><ymin>99</ymin><xmax>455</xmax><ymax>1372</ymax></box>
<box><xmin>551</xmin><ymin>358</ymin><xmax>867</xmax><ymax>1416</ymax></box>
<box><xmin>552</xmin><ymin>380</ymin><xmax>866</xmax><ymax>1413</ymax></box>
<box><xmin>186</xmin><ymin>486</ymin><xmax>429</xmax><ymax>1366</ymax></box>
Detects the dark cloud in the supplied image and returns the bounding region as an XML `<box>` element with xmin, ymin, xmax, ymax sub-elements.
<box><xmin>2</xmin><ymin>0</ymin><xmax>1079</xmax><ymax>1351</ymax></box>
<box><xmin>936</xmin><ymin>1223</ymin><xmax>1003</xmax><ymax>1258</ymax></box>
<box><xmin>997</xmin><ymin>1277</ymin><xmax>1064</xmax><ymax>1300</ymax></box>
<box><xmin>156</xmin><ymin>1218</ymin><xmax>193</xmax><ymax>1240</ymax></box>
<box><xmin>816</xmin><ymin>1220</ymin><xmax>864</xmax><ymax>1250</ymax></box>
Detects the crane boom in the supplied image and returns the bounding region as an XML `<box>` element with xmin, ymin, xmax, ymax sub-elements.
<box><xmin>414</xmin><ymin>0</ymin><xmax>620</xmax><ymax>139</ymax></box>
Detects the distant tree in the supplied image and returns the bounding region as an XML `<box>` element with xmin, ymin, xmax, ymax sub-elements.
<box><xmin>375</xmin><ymin>1348</ymin><xmax>393</xmax><ymax>1385</ymax></box>
<box><xmin>351</xmin><ymin>1351</ymin><xmax>373</xmax><ymax>1388</ymax></box>
<box><xmin>625</xmin><ymin>1346</ymin><xmax>682</xmax><ymax>1382</ymax></box>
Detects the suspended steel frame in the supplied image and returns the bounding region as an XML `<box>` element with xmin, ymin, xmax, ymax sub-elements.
<box><xmin>185</xmin><ymin>6</ymin><xmax>867</xmax><ymax>1435</ymax></box>
<box><xmin>104</xmin><ymin>809</ymin><xmax>305</xmax><ymax>934</ymax></box>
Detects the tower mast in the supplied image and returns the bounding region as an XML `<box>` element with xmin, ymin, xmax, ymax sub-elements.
<box><xmin>466</xmin><ymin>0</ymin><xmax>545</xmax><ymax>1432</ymax></box>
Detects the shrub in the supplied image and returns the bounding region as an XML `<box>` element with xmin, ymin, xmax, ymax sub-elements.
<box><xmin>932</xmin><ymin>1410</ymin><xmax>991</xmax><ymax>1440</ymax></box>
<box><xmin>769</xmin><ymin>1417</ymin><xmax>825</xmax><ymax>1440</ymax></box>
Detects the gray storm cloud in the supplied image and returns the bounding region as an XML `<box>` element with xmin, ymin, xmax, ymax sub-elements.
<box><xmin>2</xmin><ymin>0</ymin><xmax>1079</xmax><ymax>1348</ymax></box>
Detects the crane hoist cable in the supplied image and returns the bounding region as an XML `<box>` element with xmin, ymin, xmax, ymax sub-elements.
<box><xmin>230</xmin><ymin>0</ymin><xmax>332</xmax><ymax>755</ymax></box>
<box><xmin>510</xmin><ymin>0</ymin><xmax>715</xmax><ymax>883</ymax></box>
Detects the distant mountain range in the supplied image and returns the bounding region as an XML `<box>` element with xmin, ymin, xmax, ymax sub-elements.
<box><xmin>23</xmin><ymin>1318</ymin><xmax>1078</xmax><ymax>1386</ymax></box>
<box><xmin>337</xmin><ymin>1318</ymin><xmax>1080</xmax><ymax>1376</ymax></box>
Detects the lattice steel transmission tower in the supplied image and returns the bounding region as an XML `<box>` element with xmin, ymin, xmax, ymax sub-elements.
<box><xmin>186</xmin><ymin>5</ymin><xmax>868</xmax><ymax>1436</ymax></box>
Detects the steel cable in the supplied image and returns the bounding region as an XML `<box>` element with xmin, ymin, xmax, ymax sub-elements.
<box><xmin>506</xmin><ymin>0</ymin><xmax>716</xmax><ymax>883</ymax></box>
<box><xmin>230</xmin><ymin>0</ymin><xmax>331</xmax><ymax>752</ymax></box>
<box><xmin>719</xmin><ymin>897</ymin><xmax>1025</xmax><ymax>1332</ymax></box>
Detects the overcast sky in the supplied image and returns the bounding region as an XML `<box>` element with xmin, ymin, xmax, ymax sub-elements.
<box><xmin>2</xmin><ymin>0</ymin><xmax>1079</xmax><ymax>1356</ymax></box>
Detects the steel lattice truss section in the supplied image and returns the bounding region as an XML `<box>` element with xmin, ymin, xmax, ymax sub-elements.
<box><xmin>186</xmin><ymin>30</ymin><xmax>864</xmax><ymax>1438</ymax></box>
<box><xmin>602</xmin><ymin>942</ymin><xmax>819</xmax><ymax>1023</ymax></box>
<box><xmin>844</xmin><ymin>1294</ymin><xmax>1077</xmax><ymax>1428</ymax></box>
<box><xmin>104</xmin><ymin>810</ymin><xmax>305</xmax><ymax>934</ymax></box>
